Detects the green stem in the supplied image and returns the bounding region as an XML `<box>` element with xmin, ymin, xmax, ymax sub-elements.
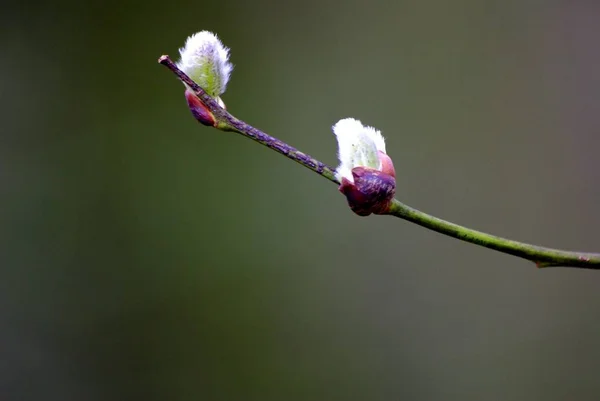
<box><xmin>386</xmin><ymin>200</ymin><xmax>600</xmax><ymax>269</ymax></box>
<box><xmin>159</xmin><ymin>55</ymin><xmax>600</xmax><ymax>270</ymax></box>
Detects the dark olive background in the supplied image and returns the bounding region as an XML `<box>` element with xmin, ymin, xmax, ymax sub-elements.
<box><xmin>2</xmin><ymin>1</ymin><xmax>599</xmax><ymax>400</ymax></box>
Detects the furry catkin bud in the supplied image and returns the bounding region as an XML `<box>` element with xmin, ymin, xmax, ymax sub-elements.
<box><xmin>176</xmin><ymin>31</ymin><xmax>233</xmax><ymax>99</ymax></box>
<box><xmin>333</xmin><ymin>118</ymin><xmax>396</xmax><ymax>216</ymax></box>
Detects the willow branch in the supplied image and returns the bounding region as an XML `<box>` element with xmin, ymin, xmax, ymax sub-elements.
<box><xmin>158</xmin><ymin>55</ymin><xmax>600</xmax><ymax>270</ymax></box>
<box><xmin>159</xmin><ymin>55</ymin><xmax>337</xmax><ymax>183</ymax></box>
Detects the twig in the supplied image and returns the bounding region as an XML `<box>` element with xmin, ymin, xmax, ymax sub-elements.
<box><xmin>159</xmin><ymin>56</ymin><xmax>337</xmax><ymax>183</ymax></box>
<box><xmin>158</xmin><ymin>55</ymin><xmax>600</xmax><ymax>270</ymax></box>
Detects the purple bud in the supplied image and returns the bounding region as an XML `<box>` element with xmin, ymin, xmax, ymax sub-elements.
<box><xmin>339</xmin><ymin>166</ymin><xmax>396</xmax><ymax>216</ymax></box>
<box><xmin>185</xmin><ymin>89</ymin><xmax>216</xmax><ymax>127</ymax></box>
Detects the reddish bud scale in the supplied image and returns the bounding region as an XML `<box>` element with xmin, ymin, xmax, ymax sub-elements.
<box><xmin>339</xmin><ymin>151</ymin><xmax>396</xmax><ymax>216</ymax></box>
<box><xmin>378</xmin><ymin>151</ymin><xmax>396</xmax><ymax>178</ymax></box>
<box><xmin>339</xmin><ymin>167</ymin><xmax>396</xmax><ymax>216</ymax></box>
<box><xmin>185</xmin><ymin>89</ymin><xmax>217</xmax><ymax>127</ymax></box>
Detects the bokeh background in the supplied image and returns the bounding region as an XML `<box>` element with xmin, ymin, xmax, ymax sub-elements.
<box><xmin>2</xmin><ymin>1</ymin><xmax>600</xmax><ymax>400</ymax></box>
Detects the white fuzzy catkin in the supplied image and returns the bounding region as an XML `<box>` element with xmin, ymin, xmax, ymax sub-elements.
<box><xmin>333</xmin><ymin>118</ymin><xmax>386</xmax><ymax>183</ymax></box>
<box><xmin>176</xmin><ymin>31</ymin><xmax>233</xmax><ymax>97</ymax></box>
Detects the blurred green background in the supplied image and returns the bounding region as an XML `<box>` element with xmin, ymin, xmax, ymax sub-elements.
<box><xmin>2</xmin><ymin>0</ymin><xmax>600</xmax><ymax>400</ymax></box>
